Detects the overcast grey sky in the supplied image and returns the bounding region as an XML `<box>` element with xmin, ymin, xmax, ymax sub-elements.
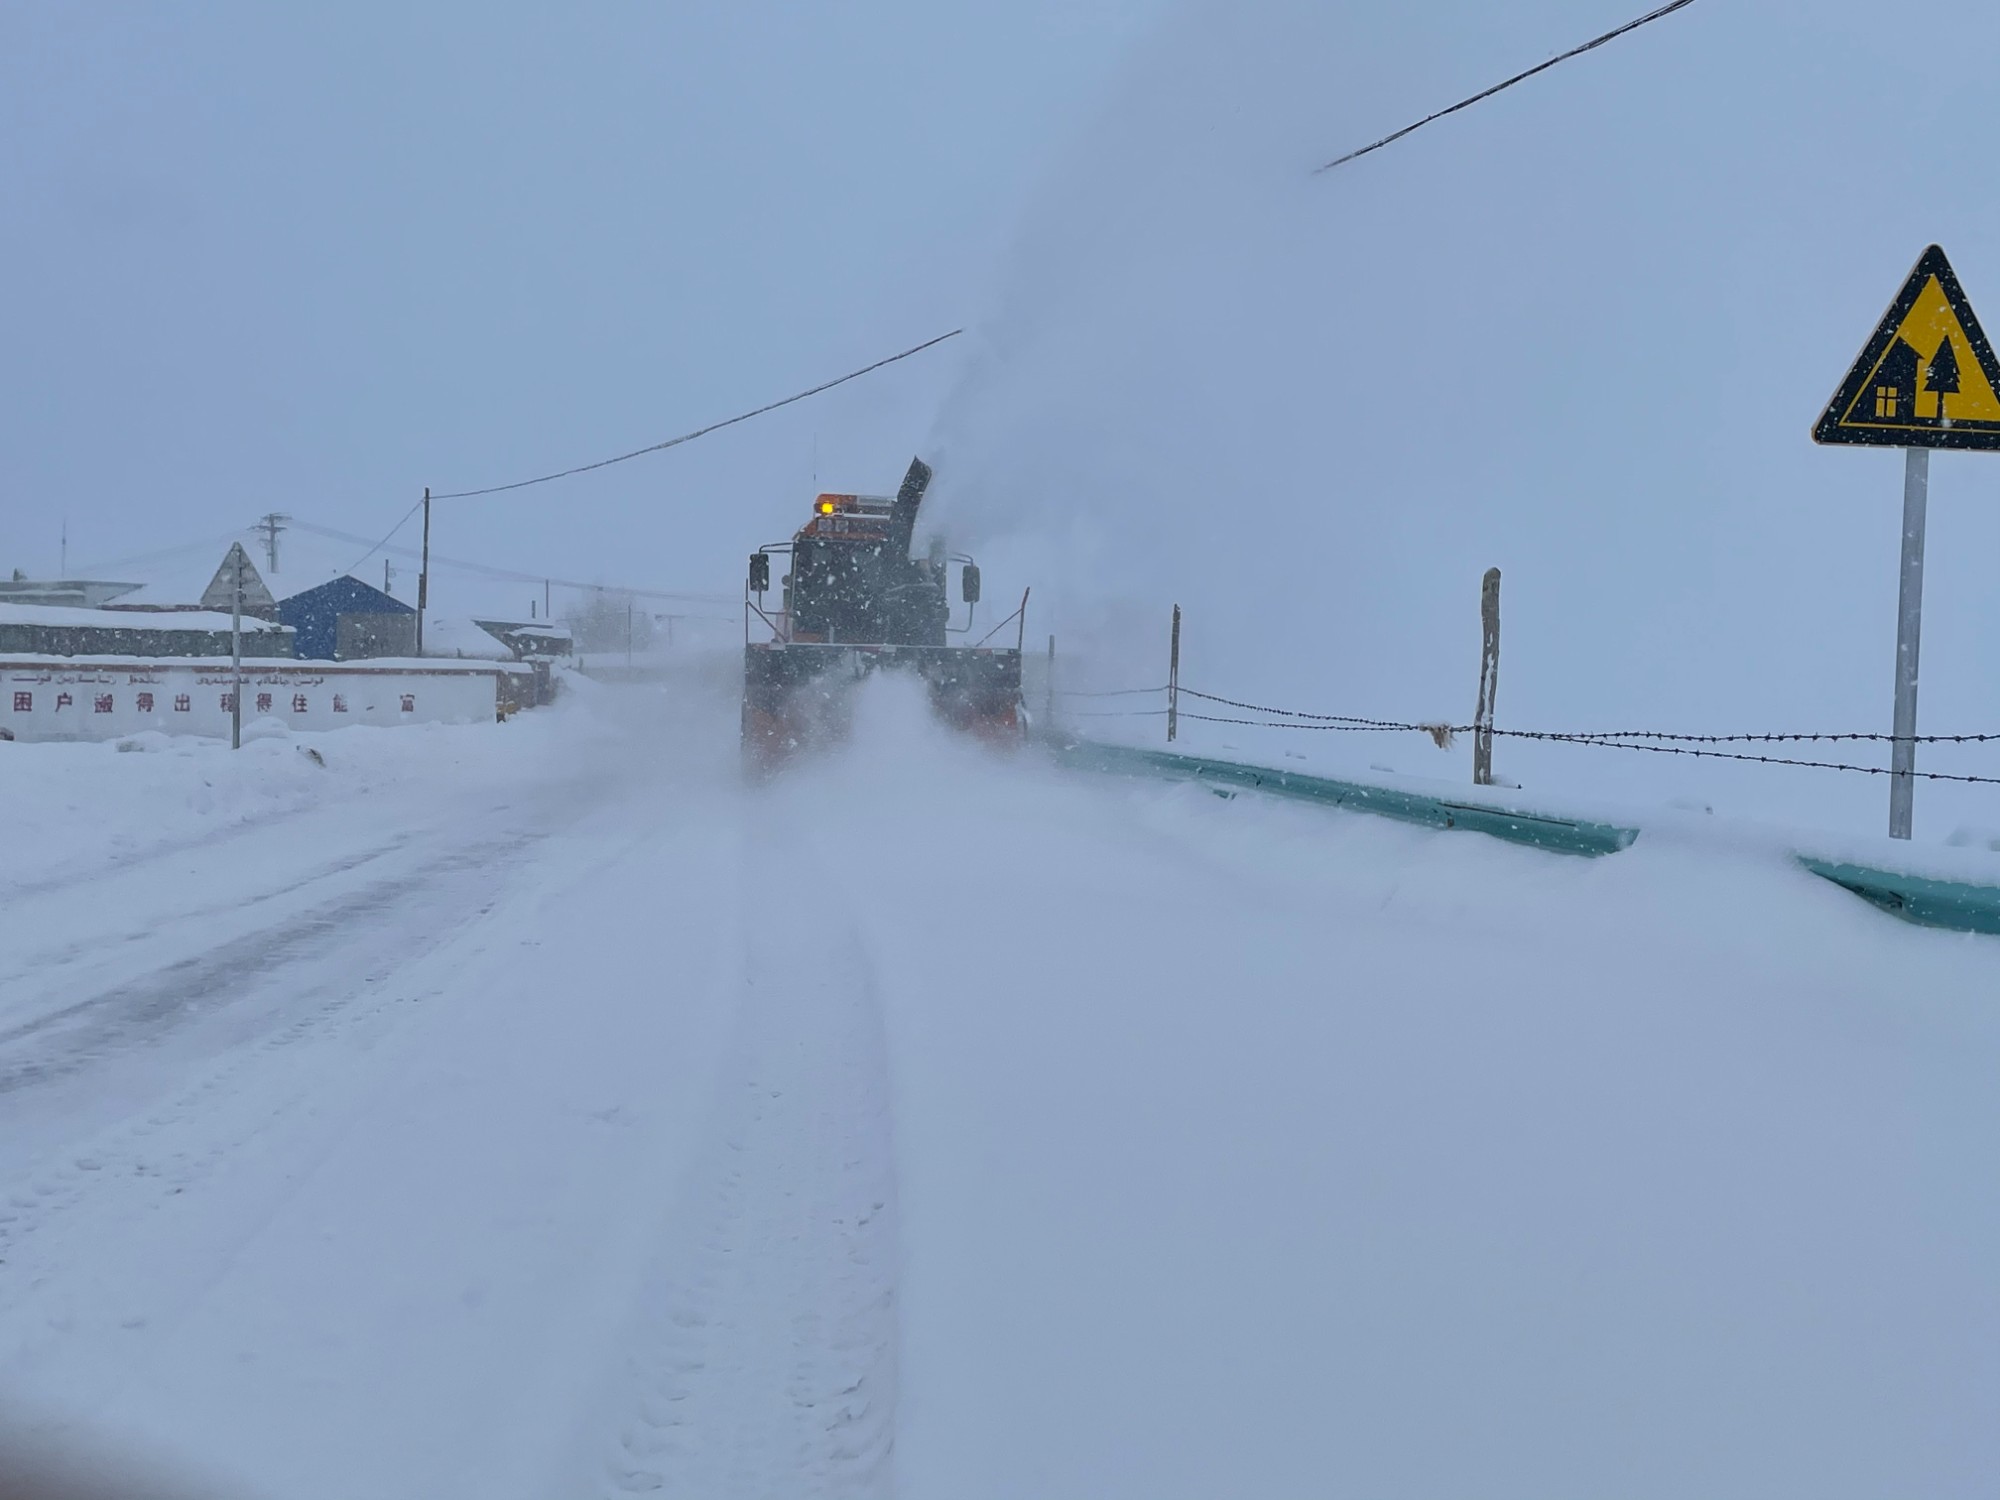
<box><xmin>0</xmin><ymin>1</ymin><xmax>1158</xmax><ymax>589</ymax></box>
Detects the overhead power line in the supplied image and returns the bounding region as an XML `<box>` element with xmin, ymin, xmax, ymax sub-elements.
<box><xmin>67</xmin><ymin>530</ymin><xmax>247</xmax><ymax>577</ymax></box>
<box><xmin>431</xmin><ymin>328</ymin><xmax>963</xmax><ymax>501</ymax></box>
<box><xmin>339</xmin><ymin>327</ymin><xmax>964</xmax><ymax>576</ymax></box>
<box><xmin>343</xmin><ymin>497</ymin><xmax>427</xmax><ymax>576</ymax></box>
<box><xmin>290</xmin><ymin>518</ymin><xmax>732</xmax><ymax>607</ymax></box>
<box><xmin>1313</xmin><ymin>0</ymin><xmax>1700</xmax><ymax>175</ymax></box>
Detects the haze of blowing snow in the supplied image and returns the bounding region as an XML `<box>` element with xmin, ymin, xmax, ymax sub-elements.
<box><xmin>924</xmin><ymin>0</ymin><xmax>2000</xmax><ymax>837</ymax></box>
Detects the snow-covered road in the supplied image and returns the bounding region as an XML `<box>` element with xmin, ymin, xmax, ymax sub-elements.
<box><xmin>2</xmin><ymin>668</ymin><xmax>1996</xmax><ymax>1498</ymax></box>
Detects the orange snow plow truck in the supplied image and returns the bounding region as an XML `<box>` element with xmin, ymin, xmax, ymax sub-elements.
<box><xmin>742</xmin><ymin>457</ymin><xmax>1025</xmax><ymax>767</ymax></box>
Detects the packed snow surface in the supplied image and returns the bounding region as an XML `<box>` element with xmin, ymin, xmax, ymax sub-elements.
<box><xmin>0</xmin><ymin>663</ymin><xmax>1995</xmax><ymax>1498</ymax></box>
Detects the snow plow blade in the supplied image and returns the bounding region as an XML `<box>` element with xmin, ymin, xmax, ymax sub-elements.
<box><xmin>742</xmin><ymin>643</ymin><xmax>1022</xmax><ymax>769</ymax></box>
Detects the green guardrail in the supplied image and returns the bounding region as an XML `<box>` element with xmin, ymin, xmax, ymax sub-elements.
<box><xmin>1795</xmin><ymin>856</ymin><xmax>2000</xmax><ymax>936</ymax></box>
<box><xmin>1055</xmin><ymin>739</ymin><xmax>2000</xmax><ymax>933</ymax></box>
<box><xmin>1053</xmin><ymin>739</ymin><xmax>1640</xmax><ymax>859</ymax></box>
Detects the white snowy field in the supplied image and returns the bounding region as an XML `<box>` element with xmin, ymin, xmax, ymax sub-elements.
<box><xmin>0</xmin><ymin>664</ymin><xmax>1995</xmax><ymax>1498</ymax></box>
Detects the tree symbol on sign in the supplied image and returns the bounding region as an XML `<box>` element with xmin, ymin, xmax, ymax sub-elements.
<box><xmin>1926</xmin><ymin>335</ymin><xmax>1961</xmax><ymax>422</ymax></box>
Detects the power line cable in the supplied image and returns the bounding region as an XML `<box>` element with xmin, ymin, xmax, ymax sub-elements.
<box><xmin>336</xmin><ymin>328</ymin><xmax>962</xmax><ymax>576</ymax></box>
<box><xmin>1313</xmin><ymin>0</ymin><xmax>1700</xmax><ymax>175</ymax></box>
<box><xmin>431</xmin><ymin>329</ymin><xmax>963</xmax><ymax>501</ymax></box>
<box><xmin>291</xmin><ymin>519</ymin><xmax>732</xmax><ymax>606</ymax></box>
<box><xmin>342</xmin><ymin>497</ymin><xmax>426</xmax><ymax>577</ymax></box>
<box><xmin>66</xmin><ymin>530</ymin><xmax>248</xmax><ymax>577</ymax></box>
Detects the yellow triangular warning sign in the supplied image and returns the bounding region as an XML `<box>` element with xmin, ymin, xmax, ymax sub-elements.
<box><xmin>1816</xmin><ymin>245</ymin><xmax>2000</xmax><ymax>450</ymax></box>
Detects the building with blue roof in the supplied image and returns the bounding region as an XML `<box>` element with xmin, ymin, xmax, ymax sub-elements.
<box><xmin>277</xmin><ymin>576</ymin><xmax>415</xmax><ymax>660</ymax></box>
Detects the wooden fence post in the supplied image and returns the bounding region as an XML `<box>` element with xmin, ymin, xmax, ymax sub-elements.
<box><xmin>1473</xmin><ymin>568</ymin><xmax>1500</xmax><ymax>785</ymax></box>
<box><xmin>1045</xmin><ymin>634</ymin><xmax>1056</xmax><ymax>730</ymax></box>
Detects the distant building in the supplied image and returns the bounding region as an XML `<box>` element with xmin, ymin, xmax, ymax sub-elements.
<box><xmin>471</xmin><ymin>619</ymin><xmax>574</xmax><ymax>660</ymax></box>
<box><xmin>277</xmin><ymin>576</ymin><xmax>416</xmax><ymax>660</ymax></box>
<box><xmin>468</xmin><ymin>619</ymin><xmax>572</xmax><ymax>707</ymax></box>
<box><xmin>418</xmin><ymin>616</ymin><xmax>514</xmax><ymax>661</ymax></box>
<box><xmin>1</xmin><ymin>655</ymin><xmax>529</xmax><ymax>743</ymax></box>
<box><xmin>0</xmin><ymin>576</ymin><xmax>145</xmax><ymax>609</ymax></box>
<box><xmin>0</xmin><ymin>603</ymin><xmax>294</xmax><ymax>658</ymax></box>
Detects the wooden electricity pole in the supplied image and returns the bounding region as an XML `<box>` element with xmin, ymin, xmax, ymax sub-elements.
<box><xmin>1167</xmin><ymin>604</ymin><xmax>1181</xmax><ymax>743</ymax></box>
<box><xmin>1473</xmin><ymin>567</ymin><xmax>1501</xmax><ymax>786</ymax></box>
<box><xmin>1045</xmin><ymin>634</ymin><xmax>1056</xmax><ymax>731</ymax></box>
<box><xmin>416</xmin><ymin>487</ymin><xmax>431</xmax><ymax>656</ymax></box>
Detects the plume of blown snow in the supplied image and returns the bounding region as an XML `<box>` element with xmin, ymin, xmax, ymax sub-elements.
<box><xmin>921</xmin><ymin>0</ymin><xmax>2000</xmax><ymax>832</ymax></box>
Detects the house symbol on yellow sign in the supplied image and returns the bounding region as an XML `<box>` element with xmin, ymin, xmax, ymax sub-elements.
<box><xmin>1815</xmin><ymin>245</ymin><xmax>2000</xmax><ymax>450</ymax></box>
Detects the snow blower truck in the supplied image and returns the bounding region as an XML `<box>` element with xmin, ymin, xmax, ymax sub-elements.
<box><xmin>742</xmin><ymin>457</ymin><xmax>1026</xmax><ymax>767</ymax></box>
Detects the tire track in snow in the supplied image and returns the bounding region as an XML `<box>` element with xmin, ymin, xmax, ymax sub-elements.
<box><xmin>593</xmin><ymin>843</ymin><xmax>900</xmax><ymax>1499</ymax></box>
<box><xmin>0</xmin><ymin>776</ymin><xmax>401</xmax><ymax>908</ymax></box>
<box><xmin>0</xmin><ymin>802</ymin><xmax>655</xmax><ymax>1279</ymax></box>
<box><xmin>0</xmin><ymin>797</ymin><xmax>685</xmax><ymax>1418</ymax></box>
<box><xmin>0</xmin><ymin>830</ymin><xmax>532</xmax><ymax>1091</ymax></box>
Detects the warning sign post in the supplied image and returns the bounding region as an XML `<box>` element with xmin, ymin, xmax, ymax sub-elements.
<box><xmin>1815</xmin><ymin>244</ymin><xmax>2000</xmax><ymax>839</ymax></box>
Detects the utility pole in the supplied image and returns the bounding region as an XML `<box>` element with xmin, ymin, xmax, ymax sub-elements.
<box><xmin>416</xmin><ymin>487</ymin><xmax>431</xmax><ymax>656</ymax></box>
<box><xmin>1046</xmin><ymin>634</ymin><xmax>1056</xmax><ymax>732</ymax></box>
<box><xmin>230</xmin><ymin>546</ymin><xmax>244</xmax><ymax>751</ymax></box>
<box><xmin>1473</xmin><ymin>568</ymin><xmax>1501</xmax><ymax>786</ymax></box>
<box><xmin>1167</xmin><ymin>604</ymin><xmax>1181</xmax><ymax>743</ymax></box>
<box><xmin>258</xmin><ymin>512</ymin><xmax>290</xmax><ymax>574</ymax></box>
<box><xmin>59</xmin><ymin>518</ymin><xmax>67</xmax><ymax>579</ymax></box>
<box><xmin>544</xmin><ymin>579</ymin><xmax>550</xmax><ymax>621</ymax></box>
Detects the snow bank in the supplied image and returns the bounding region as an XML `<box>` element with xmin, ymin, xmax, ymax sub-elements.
<box><xmin>0</xmin><ymin>686</ymin><xmax>606</xmax><ymax>900</ymax></box>
<box><xmin>793</xmin><ymin>678</ymin><xmax>2000</xmax><ymax>1498</ymax></box>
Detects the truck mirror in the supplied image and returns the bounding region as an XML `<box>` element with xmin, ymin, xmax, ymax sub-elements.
<box><xmin>961</xmin><ymin>563</ymin><xmax>981</xmax><ymax>605</ymax></box>
<box><xmin>749</xmin><ymin>553</ymin><xmax>770</xmax><ymax>592</ymax></box>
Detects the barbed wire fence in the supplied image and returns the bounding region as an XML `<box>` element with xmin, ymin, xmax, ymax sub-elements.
<box><xmin>1045</xmin><ymin>660</ymin><xmax>2000</xmax><ymax>789</ymax></box>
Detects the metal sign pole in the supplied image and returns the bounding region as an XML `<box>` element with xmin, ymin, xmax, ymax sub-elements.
<box><xmin>1888</xmin><ymin>446</ymin><xmax>1929</xmax><ymax>839</ymax></box>
<box><xmin>1816</xmin><ymin>246</ymin><xmax>2000</xmax><ymax>836</ymax></box>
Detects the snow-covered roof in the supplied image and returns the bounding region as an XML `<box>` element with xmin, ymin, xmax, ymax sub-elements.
<box><xmin>0</xmin><ymin>653</ymin><xmax>523</xmax><ymax>673</ymax></box>
<box><xmin>0</xmin><ymin>602</ymin><xmax>290</xmax><ymax>633</ymax></box>
<box><xmin>0</xmin><ymin>579</ymin><xmax>143</xmax><ymax>609</ymax></box>
<box><xmin>419</xmin><ymin>616</ymin><xmax>514</xmax><ymax>661</ymax></box>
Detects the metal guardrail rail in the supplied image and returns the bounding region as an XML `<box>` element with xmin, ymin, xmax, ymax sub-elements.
<box><xmin>1052</xmin><ymin>739</ymin><xmax>1640</xmax><ymax>858</ymax></box>
<box><xmin>1793</xmin><ymin>857</ymin><xmax>2000</xmax><ymax>936</ymax></box>
<box><xmin>1054</xmin><ymin>740</ymin><xmax>2000</xmax><ymax>935</ymax></box>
